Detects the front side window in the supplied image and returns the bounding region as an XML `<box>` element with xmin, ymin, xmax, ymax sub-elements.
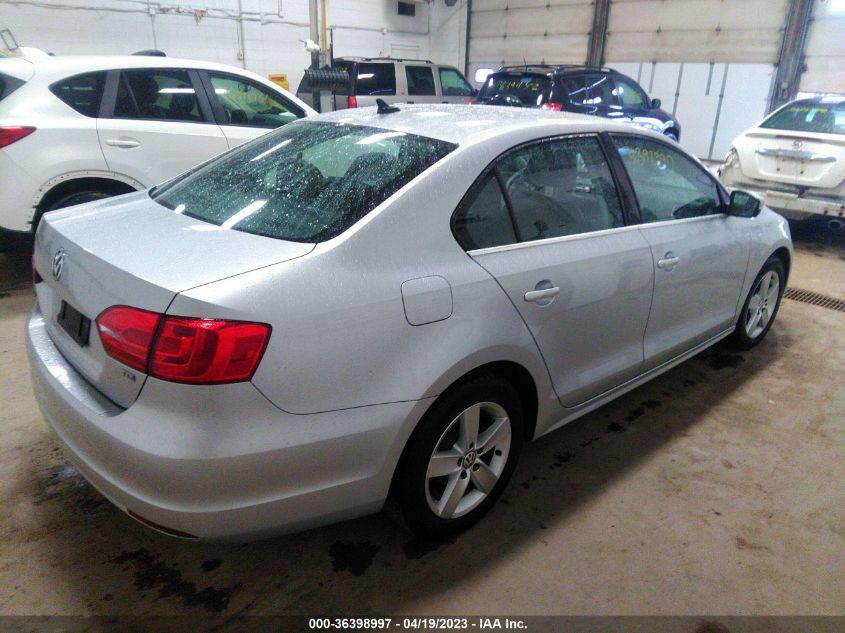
<box><xmin>453</xmin><ymin>174</ymin><xmax>517</xmax><ymax>250</ymax></box>
<box><xmin>49</xmin><ymin>72</ymin><xmax>106</xmax><ymax>117</ymax></box>
<box><xmin>613</xmin><ymin>136</ymin><xmax>721</xmax><ymax>223</ymax></box>
<box><xmin>113</xmin><ymin>69</ymin><xmax>203</xmax><ymax>122</ymax></box>
<box><xmin>498</xmin><ymin>136</ymin><xmax>624</xmax><ymax>241</ymax></box>
<box><xmin>152</xmin><ymin>122</ymin><xmax>456</xmax><ymax>243</ymax></box>
<box><xmin>208</xmin><ymin>73</ymin><xmax>302</xmax><ymax>129</ymax></box>
<box><xmin>355</xmin><ymin>63</ymin><xmax>396</xmax><ymax>96</ymax></box>
<box><xmin>405</xmin><ymin>66</ymin><xmax>436</xmax><ymax>96</ymax></box>
<box><xmin>438</xmin><ymin>67</ymin><xmax>473</xmax><ymax>97</ymax></box>
<box><xmin>760</xmin><ymin>99</ymin><xmax>845</xmax><ymax>135</ymax></box>
<box><xmin>614</xmin><ymin>76</ymin><xmax>647</xmax><ymax>108</ymax></box>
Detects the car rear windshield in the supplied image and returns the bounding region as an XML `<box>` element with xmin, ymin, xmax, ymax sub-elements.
<box><xmin>0</xmin><ymin>73</ymin><xmax>25</xmax><ymax>101</ymax></box>
<box><xmin>761</xmin><ymin>100</ymin><xmax>845</xmax><ymax>135</ymax></box>
<box><xmin>151</xmin><ymin>122</ymin><xmax>456</xmax><ymax>242</ymax></box>
<box><xmin>477</xmin><ymin>73</ymin><xmax>550</xmax><ymax>107</ymax></box>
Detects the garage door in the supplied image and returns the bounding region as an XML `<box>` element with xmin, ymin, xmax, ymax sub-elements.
<box><xmin>801</xmin><ymin>0</ymin><xmax>845</xmax><ymax>94</ymax></box>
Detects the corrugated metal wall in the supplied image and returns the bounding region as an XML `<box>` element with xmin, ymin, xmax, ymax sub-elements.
<box><xmin>801</xmin><ymin>0</ymin><xmax>845</xmax><ymax>93</ymax></box>
<box><xmin>605</xmin><ymin>0</ymin><xmax>788</xmax><ymax>63</ymax></box>
<box><xmin>467</xmin><ymin>0</ymin><xmax>593</xmax><ymax>81</ymax></box>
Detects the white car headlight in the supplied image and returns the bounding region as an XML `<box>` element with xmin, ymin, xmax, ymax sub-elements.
<box><xmin>723</xmin><ymin>147</ymin><xmax>739</xmax><ymax>169</ymax></box>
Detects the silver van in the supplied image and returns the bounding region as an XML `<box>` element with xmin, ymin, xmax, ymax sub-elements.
<box><xmin>296</xmin><ymin>57</ymin><xmax>476</xmax><ymax>111</ymax></box>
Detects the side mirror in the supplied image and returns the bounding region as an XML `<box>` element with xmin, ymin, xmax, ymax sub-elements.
<box><xmin>728</xmin><ymin>190</ymin><xmax>761</xmax><ymax>218</ymax></box>
<box><xmin>650</xmin><ymin>97</ymin><xmax>661</xmax><ymax>110</ymax></box>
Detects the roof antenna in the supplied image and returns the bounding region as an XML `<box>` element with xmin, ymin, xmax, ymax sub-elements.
<box><xmin>376</xmin><ymin>98</ymin><xmax>400</xmax><ymax>114</ymax></box>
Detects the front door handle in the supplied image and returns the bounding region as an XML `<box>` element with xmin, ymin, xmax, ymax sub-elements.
<box><xmin>657</xmin><ymin>252</ymin><xmax>680</xmax><ymax>270</ymax></box>
<box><xmin>105</xmin><ymin>138</ymin><xmax>141</xmax><ymax>149</ymax></box>
<box><xmin>524</xmin><ymin>281</ymin><xmax>560</xmax><ymax>306</ymax></box>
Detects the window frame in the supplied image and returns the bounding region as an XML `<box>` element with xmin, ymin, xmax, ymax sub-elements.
<box><xmin>605</xmin><ymin>132</ymin><xmax>731</xmax><ymax>225</ymax></box>
<box><xmin>451</xmin><ymin>132</ymin><xmax>635</xmax><ymax>252</ymax></box>
<box><xmin>100</xmin><ymin>68</ymin><xmax>217</xmax><ymax>124</ymax></box>
<box><xmin>198</xmin><ymin>70</ymin><xmax>306</xmax><ymax>128</ymax></box>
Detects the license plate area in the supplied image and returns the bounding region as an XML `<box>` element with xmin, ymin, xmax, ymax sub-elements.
<box><xmin>58</xmin><ymin>301</ymin><xmax>91</xmax><ymax>347</ymax></box>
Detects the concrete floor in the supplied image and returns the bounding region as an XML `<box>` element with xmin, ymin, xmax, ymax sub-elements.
<box><xmin>0</xmin><ymin>222</ymin><xmax>843</xmax><ymax>618</ymax></box>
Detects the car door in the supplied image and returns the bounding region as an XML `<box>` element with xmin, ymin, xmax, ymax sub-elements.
<box><xmin>437</xmin><ymin>66</ymin><xmax>475</xmax><ymax>104</ymax></box>
<box><xmin>201</xmin><ymin>71</ymin><xmax>307</xmax><ymax>149</ymax></box>
<box><xmin>97</xmin><ymin>68</ymin><xmax>228</xmax><ymax>187</ymax></box>
<box><xmin>613</xmin><ymin>74</ymin><xmax>663</xmax><ymax>130</ymax></box>
<box><xmin>611</xmin><ymin>134</ymin><xmax>750</xmax><ymax>368</ymax></box>
<box><xmin>402</xmin><ymin>64</ymin><xmax>440</xmax><ymax>105</ymax></box>
<box><xmin>456</xmin><ymin>134</ymin><xmax>654</xmax><ymax>407</ymax></box>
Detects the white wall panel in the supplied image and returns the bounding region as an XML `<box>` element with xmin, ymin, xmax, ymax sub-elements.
<box><xmin>606</xmin><ymin>0</ymin><xmax>789</xmax><ymax>63</ymax></box>
<box><xmin>0</xmin><ymin>0</ymin><xmax>460</xmax><ymax>94</ymax></box>
<box><xmin>801</xmin><ymin>0</ymin><xmax>845</xmax><ymax>94</ymax></box>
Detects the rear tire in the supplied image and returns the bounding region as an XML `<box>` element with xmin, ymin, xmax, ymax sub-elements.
<box><xmin>397</xmin><ymin>375</ymin><xmax>524</xmax><ymax>538</ymax></box>
<box><xmin>730</xmin><ymin>257</ymin><xmax>785</xmax><ymax>350</ymax></box>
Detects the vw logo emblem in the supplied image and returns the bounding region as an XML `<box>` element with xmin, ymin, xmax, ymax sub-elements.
<box><xmin>52</xmin><ymin>248</ymin><xmax>66</xmax><ymax>281</ymax></box>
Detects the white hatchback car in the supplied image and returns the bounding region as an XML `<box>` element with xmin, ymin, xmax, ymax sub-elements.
<box><xmin>0</xmin><ymin>54</ymin><xmax>315</xmax><ymax>248</ymax></box>
<box><xmin>719</xmin><ymin>96</ymin><xmax>845</xmax><ymax>226</ymax></box>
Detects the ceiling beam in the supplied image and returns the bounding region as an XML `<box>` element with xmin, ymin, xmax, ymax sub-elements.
<box><xmin>769</xmin><ymin>0</ymin><xmax>815</xmax><ymax>111</ymax></box>
<box><xmin>586</xmin><ymin>0</ymin><xmax>610</xmax><ymax>67</ymax></box>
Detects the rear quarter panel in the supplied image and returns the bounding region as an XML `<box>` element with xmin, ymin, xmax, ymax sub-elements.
<box><xmin>169</xmin><ymin>142</ymin><xmax>558</xmax><ymax>426</ymax></box>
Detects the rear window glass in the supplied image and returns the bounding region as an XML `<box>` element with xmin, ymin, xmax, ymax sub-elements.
<box><xmin>761</xmin><ymin>100</ymin><xmax>845</xmax><ymax>135</ymax></box>
<box><xmin>0</xmin><ymin>73</ymin><xmax>25</xmax><ymax>101</ymax></box>
<box><xmin>478</xmin><ymin>74</ymin><xmax>550</xmax><ymax>107</ymax></box>
<box><xmin>355</xmin><ymin>63</ymin><xmax>396</xmax><ymax>96</ymax></box>
<box><xmin>151</xmin><ymin>122</ymin><xmax>456</xmax><ymax>243</ymax></box>
<box><xmin>49</xmin><ymin>72</ymin><xmax>106</xmax><ymax>117</ymax></box>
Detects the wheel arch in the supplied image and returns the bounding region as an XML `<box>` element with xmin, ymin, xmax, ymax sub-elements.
<box><xmin>387</xmin><ymin>359</ymin><xmax>540</xmax><ymax>500</ymax></box>
<box><xmin>770</xmin><ymin>246</ymin><xmax>791</xmax><ymax>284</ymax></box>
<box><xmin>31</xmin><ymin>171</ymin><xmax>144</xmax><ymax>229</ymax></box>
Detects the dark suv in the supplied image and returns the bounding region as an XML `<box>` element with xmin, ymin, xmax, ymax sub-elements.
<box><xmin>474</xmin><ymin>65</ymin><xmax>680</xmax><ymax>141</ymax></box>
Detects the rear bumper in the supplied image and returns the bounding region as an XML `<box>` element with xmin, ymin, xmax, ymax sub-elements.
<box><xmin>26</xmin><ymin>306</ymin><xmax>427</xmax><ymax>540</ymax></box>
<box><xmin>720</xmin><ymin>169</ymin><xmax>844</xmax><ymax>220</ymax></box>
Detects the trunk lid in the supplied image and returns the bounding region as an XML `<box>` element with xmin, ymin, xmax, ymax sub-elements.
<box><xmin>33</xmin><ymin>192</ymin><xmax>314</xmax><ymax>407</ymax></box>
<box><xmin>735</xmin><ymin>128</ymin><xmax>845</xmax><ymax>189</ymax></box>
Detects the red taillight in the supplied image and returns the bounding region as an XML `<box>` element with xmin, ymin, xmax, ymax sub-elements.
<box><xmin>347</xmin><ymin>95</ymin><xmax>358</xmax><ymax>108</ymax></box>
<box><xmin>541</xmin><ymin>102</ymin><xmax>563</xmax><ymax>112</ymax></box>
<box><xmin>97</xmin><ymin>306</ymin><xmax>162</xmax><ymax>372</ymax></box>
<box><xmin>32</xmin><ymin>250</ymin><xmax>42</xmax><ymax>285</ymax></box>
<box><xmin>0</xmin><ymin>126</ymin><xmax>36</xmax><ymax>148</ymax></box>
<box><xmin>96</xmin><ymin>306</ymin><xmax>271</xmax><ymax>384</ymax></box>
<box><xmin>469</xmin><ymin>98</ymin><xmax>476</xmax><ymax>105</ymax></box>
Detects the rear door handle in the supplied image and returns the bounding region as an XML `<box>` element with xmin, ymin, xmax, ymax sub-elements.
<box><xmin>657</xmin><ymin>252</ymin><xmax>680</xmax><ymax>270</ymax></box>
<box><xmin>105</xmin><ymin>138</ymin><xmax>140</xmax><ymax>149</ymax></box>
<box><xmin>524</xmin><ymin>283</ymin><xmax>560</xmax><ymax>306</ymax></box>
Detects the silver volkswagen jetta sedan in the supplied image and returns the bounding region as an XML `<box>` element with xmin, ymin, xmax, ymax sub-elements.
<box><xmin>28</xmin><ymin>104</ymin><xmax>792</xmax><ymax>540</ymax></box>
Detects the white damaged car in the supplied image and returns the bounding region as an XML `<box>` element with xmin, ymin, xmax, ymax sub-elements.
<box><xmin>720</xmin><ymin>95</ymin><xmax>845</xmax><ymax>227</ymax></box>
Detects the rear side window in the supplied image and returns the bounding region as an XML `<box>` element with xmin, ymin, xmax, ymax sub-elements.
<box><xmin>49</xmin><ymin>72</ymin><xmax>106</xmax><ymax>117</ymax></box>
<box><xmin>0</xmin><ymin>73</ymin><xmax>25</xmax><ymax>102</ymax></box>
<box><xmin>478</xmin><ymin>74</ymin><xmax>550</xmax><ymax>107</ymax></box>
<box><xmin>113</xmin><ymin>69</ymin><xmax>203</xmax><ymax>122</ymax></box>
<box><xmin>499</xmin><ymin>136</ymin><xmax>624</xmax><ymax>240</ymax></box>
<box><xmin>585</xmin><ymin>74</ymin><xmax>617</xmax><ymax>107</ymax></box>
<box><xmin>151</xmin><ymin>122</ymin><xmax>456</xmax><ymax>243</ymax></box>
<box><xmin>453</xmin><ymin>174</ymin><xmax>517</xmax><ymax>250</ymax></box>
<box><xmin>557</xmin><ymin>75</ymin><xmax>589</xmax><ymax>105</ymax></box>
<box><xmin>405</xmin><ymin>65</ymin><xmax>436</xmax><ymax>96</ymax></box>
<box><xmin>355</xmin><ymin>63</ymin><xmax>396</xmax><ymax>96</ymax></box>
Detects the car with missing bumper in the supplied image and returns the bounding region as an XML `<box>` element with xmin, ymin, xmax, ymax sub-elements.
<box><xmin>28</xmin><ymin>104</ymin><xmax>791</xmax><ymax>540</ymax></box>
<box><xmin>719</xmin><ymin>95</ymin><xmax>845</xmax><ymax>226</ymax></box>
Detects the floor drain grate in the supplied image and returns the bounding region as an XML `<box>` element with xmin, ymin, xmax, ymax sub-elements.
<box><xmin>783</xmin><ymin>287</ymin><xmax>845</xmax><ymax>313</ymax></box>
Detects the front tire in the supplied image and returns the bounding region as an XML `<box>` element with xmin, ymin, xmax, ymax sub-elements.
<box><xmin>730</xmin><ymin>257</ymin><xmax>785</xmax><ymax>350</ymax></box>
<box><xmin>397</xmin><ymin>375</ymin><xmax>524</xmax><ymax>538</ymax></box>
